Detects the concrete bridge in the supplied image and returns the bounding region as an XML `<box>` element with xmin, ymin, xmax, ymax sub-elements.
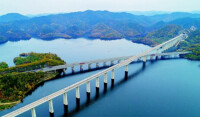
<box><xmin>35</xmin><ymin>51</ymin><xmax>191</xmax><ymax>74</ymax></box>
<box><xmin>2</xmin><ymin>33</ymin><xmax>190</xmax><ymax>117</ymax></box>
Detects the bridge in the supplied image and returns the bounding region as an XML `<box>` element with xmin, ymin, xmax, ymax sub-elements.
<box><xmin>35</xmin><ymin>52</ymin><xmax>191</xmax><ymax>73</ymax></box>
<box><xmin>2</xmin><ymin>33</ymin><xmax>190</xmax><ymax>117</ymax></box>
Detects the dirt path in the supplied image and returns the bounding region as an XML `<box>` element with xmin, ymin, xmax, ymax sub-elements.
<box><xmin>0</xmin><ymin>100</ymin><xmax>21</xmax><ymax>106</ymax></box>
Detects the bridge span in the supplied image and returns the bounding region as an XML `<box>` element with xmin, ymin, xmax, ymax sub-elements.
<box><xmin>36</xmin><ymin>51</ymin><xmax>191</xmax><ymax>74</ymax></box>
<box><xmin>2</xmin><ymin>33</ymin><xmax>190</xmax><ymax>117</ymax></box>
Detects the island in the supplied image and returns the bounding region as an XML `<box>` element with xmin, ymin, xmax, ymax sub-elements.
<box><xmin>0</xmin><ymin>52</ymin><xmax>66</xmax><ymax>111</ymax></box>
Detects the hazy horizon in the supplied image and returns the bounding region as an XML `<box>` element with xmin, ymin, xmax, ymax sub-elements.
<box><xmin>1</xmin><ymin>10</ymin><xmax>200</xmax><ymax>17</ymax></box>
<box><xmin>0</xmin><ymin>0</ymin><xmax>200</xmax><ymax>15</ymax></box>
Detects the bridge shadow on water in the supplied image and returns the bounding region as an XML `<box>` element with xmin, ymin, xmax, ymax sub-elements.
<box><xmin>62</xmin><ymin>61</ymin><xmax>159</xmax><ymax>117</ymax></box>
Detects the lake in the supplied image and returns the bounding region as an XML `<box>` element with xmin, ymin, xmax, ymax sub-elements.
<box><xmin>0</xmin><ymin>38</ymin><xmax>200</xmax><ymax>117</ymax></box>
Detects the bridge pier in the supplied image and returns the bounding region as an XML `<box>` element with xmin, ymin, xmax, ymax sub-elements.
<box><xmin>155</xmin><ymin>56</ymin><xmax>158</xmax><ymax>60</ymax></box>
<box><xmin>117</xmin><ymin>60</ymin><xmax>121</xmax><ymax>63</ymax></box>
<box><xmin>103</xmin><ymin>62</ymin><xmax>107</xmax><ymax>67</ymax></box>
<box><xmin>125</xmin><ymin>65</ymin><xmax>128</xmax><ymax>80</ymax></box>
<box><xmin>76</xmin><ymin>87</ymin><xmax>80</xmax><ymax>110</ymax></box>
<box><xmin>88</xmin><ymin>64</ymin><xmax>91</xmax><ymax>70</ymax></box>
<box><xmin>104</xmin><ymin>73</ymin><xmax>107</xmax><ymax>93</ymax></box>
<box><xmin>31</xmin><ymin>108</ymin><xmax>36</xmax><ymax>117</ymax></box>
<box><xmin>111</xmin><ymin>69</ymin><xmax>115</xmax><ymax>88</ymax></box>
<box><xmin>156</xmin><ymin>49</ymin><xmax>159</xmax><ymax>60</ymax></box>
<box><xmin>63</xmin><ymin>93</ymin><xmax>68</xmax><ymax>113</ymax></box>
<box><xmin>138</xmin><ymin>57</ymin><xmax>141</xmax><ymax>62</ymax></box>
<box><xmin>96</xmin><ymin>63</ymin><xmax>99</xmax><ymax>69</ymax></box>
<box><xmin>161</xmin><ymin>56</ymin><xmax>164</xmax><ymax>60</ymax></box>
<box><xmin>96</xmin><ymin>77</ymin><xmax>100</xmax><ymax>98</ymax></box>
<box><xmin>86</xmin><ymin>81</ymin><xmax>90</xmax><ymax>104</ymax></box>
<box><xmin>143</xmin><ymin>57</ymin><xmax>147</xmax><ymax>62</ymax></box>
<box><xmin>48</xmin><ymin>99</ymin><xmax>54</xmax><ymax>117</ymax></box>
<box><xmin>71</xmin><ymin>67</ymin><xmax>75</xmax><ymax>74</ymax></box>
<box><xmin>63</xmin><ymin>69</ymin><xmax>66</xmax><ymax>76</ymax></box>
<box><xmin>111</xmin><ymin>61</ymin><xmax>114</xmax><ymax>66</ymax></box>
<box><xmin>80</xmin><ymin>65</ymin><xmax>83</xmax><ymax>72</ymax></box>
<box><xmin>143</xmin><ymin>57</ymin><xmax>147</xmax><ymax>67</ymax></box>
<box><xmin>150</xmin><ymin>56</ymin><xmax>154</xmax><ymax>61</ymax></box>
<box><xmin>175</xmin><ymin>54</ymin><xmax>179</xmax><ymax>58</ymax></box>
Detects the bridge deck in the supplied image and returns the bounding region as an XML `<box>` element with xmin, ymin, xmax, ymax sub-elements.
<box><xmin>38</xmin><ymin>51</ymin><xmax>191</xmax><ymax>72</ymax></box>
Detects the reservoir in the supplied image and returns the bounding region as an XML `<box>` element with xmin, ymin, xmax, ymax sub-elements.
<box><xmin>0</xmin><ymin>38</ymin><xmax>200</xmax><ymax>117</ymax></box>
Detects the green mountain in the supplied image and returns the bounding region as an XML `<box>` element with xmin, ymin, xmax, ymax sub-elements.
<box><xmin>169</xmin><ymin>17</ymin><xmax>200</xmax><ymax>28</ymax></box>
<box><xmin>0</xmin><ymin>11</ymin><xmax>152</xmax><ymax>43</ymax></box>
<box><xmin>149</xmin><ymin>12</ymin><xmax>200</xmax><ymax>22</ymax></box>
<box><xmin>0</xmin><ymin>13</ymin><xmax>29</xmax><ymax>22</ymax></box>
<box><xmin>146</xmin><ymin>24</ymin><xmax>183</xmax><ymax>43</ymax></box>
<box><xmin>88</xmin><ymin>23</ymin><xmax>123</xmax><ymax>39</ymax></box>
<box><xmin>178</xmin><ymin>30</ymin><xmax>200</xmax><ymax>60</ymax></box>
<box><xmin>132</xmin><ymin>24</ymin><xmax>183</xmax><ymax>46</ymax></box>
<box><xmin>0</xmin><ymin>11</ymin><xmax>200</xmax><ymax>45</ymax></box>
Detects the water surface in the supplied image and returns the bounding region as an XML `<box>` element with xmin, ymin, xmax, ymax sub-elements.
<box><xmin>0</xmin><ymin>38</ymin><xmax>199</xmax><ymax>117</ymax></box>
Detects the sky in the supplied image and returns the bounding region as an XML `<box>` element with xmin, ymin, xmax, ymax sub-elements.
<box><xmin>0</xmin><ymin>0</ymin><xmax>200</xmax><ymax>15</ymax></box>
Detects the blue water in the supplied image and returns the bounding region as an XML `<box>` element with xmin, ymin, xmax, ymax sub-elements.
<box><xmin>0</xmin><ymin>38</ymin><xmax>199</xmax><ymax>117</ymax></box>
<box><xmin>0</xmin><ymin>38</ymin><xmax>149</xmax><ymax>66</ymax></box>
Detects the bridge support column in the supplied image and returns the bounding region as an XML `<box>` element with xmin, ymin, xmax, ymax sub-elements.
<box><xmin>63</xmin><ymin>69</ymin><xmax>66</xmax><ymax>76</ymax></box>
<box><xmin>103</xmin><ymin>62</ymin><xmax>107</xmax><ymax>67</ymax></box>
<box><xmin>76</xmin><ymin>87</ymin><xmax>80</xmax><ymax>110</ymax></box>
<box><xmin>31</xmin><ymin>108</ymin><xmax>36</xmax><ymax>117</ymax></box>
<box><xmin>86</xmin><ymin>81</ymin><xmax>90</xmax><ymax>104</ymax></box>
<box><xmin>96</xmin><ymin>63</ymin><xmax>99</xmax><ymax>69</ymax></box>
<box><xmin>125</xmin><ymin>65</ymin><xmax>128</xmax><ymax>80</ymax></box>
<box><xmin>96</xmin><ymin>77</ymin><xmax>100</xmax><ymax>98</ymax></box>
<box><xmin>143</xmin><ymin>57</ymin><xmax>147</xmax><ymax>63</ymax></box>
<box><xmin>156</xmin><ymin>49</ymin><xmax>159</xmax><ymax>60</ymax></box>
<box><xmin>104</xmin><ymin>73</ymin><xmax>107</xmax><ymax>93</ymax></box>
<box><xmin>48</xmin><ymin>99</ymin><xmax>54</xmax><ymax>117</ymax></box>
<box><xmin>143</xmin><ymin>57</ymin><xmax>147</xmax><ymax>68</ymax></box>
<box><xmin>111</xmin><ymin>69</ymin><xmax>115</xmax><ymax>88</ymax></box>
<box><xmin>72</xmin><ymin>67</ymin><xmax>75</xmax><ymax>74</ymax></box>
<box><xmin>88</xmin><ymin>64</ymin><xmax>91</xmax><ymax>70</ymax></box>
<box><xmin>63</xmin><ymin>93</ymin><xmax>68</xmax><ymax>112</ymax></box>
<box><xmin>150</xmin><ymin>56</ymin><xmax>154</xmax><ymax>61</ymax></box>
<box><xmin>138</xmin><ymin>57</ymin><xmax>141</xmax><ymax>62</ymax></box>
<box><xmin>117</xmin><ymin>60</ymin><xmax>121</xmax><ymax>63</ymax></box>
<box><xmin>80</xmin><ymin>65</ymin><xmax>83</xmax><ymax>72</ymax></box>
<box><xmin>111</xmin><ymin>61</ymin><xmax>114</xmax><ymax>66</ymax></box>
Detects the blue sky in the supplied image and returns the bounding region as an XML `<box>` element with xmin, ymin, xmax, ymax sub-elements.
<box><xmin>0</xmin><ymin>0</ymin><xmax>200</xmax><ymax>15</ymax></box>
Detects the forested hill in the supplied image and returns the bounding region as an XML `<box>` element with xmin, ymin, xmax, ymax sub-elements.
<box><xmin>131</xmin><ymin>24</ymin><xmax>183</xmax><ymax>46</ymax></box>
<box><xmin>0</xmin><ymin>10</ymin><xmax>200</xmax><ymax>44</ymax></box>
<box><xmin>0</xmin><ymin>13</ymin><xmax>29</xmax><ymax>23</ymax></box>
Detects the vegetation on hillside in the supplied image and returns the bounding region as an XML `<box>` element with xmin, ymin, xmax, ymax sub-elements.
<box><xmin>0</xmin><ymin>52</ymin><xmax>65</xmax><ymax>74</ymax></box>
<box><xmin>0</xmin><ymin>71</ymin><xmax>58</xmax><ymax>111</ymax></box>
<box><xmin>146</xmin><ymin>24</ymin><xmax>183</xmax><ymax>43</ymax></box>
<box><xmin>0</xmin><ymin>11</ymin><xmax>200</xmax><ymax>44</ymax></box>
<box><xmin>131</xmin><ymin>24</ymin><xmax>183</xmax><ymax>46</ymax></box>
<box><xmin>0</xmin><ymin>52</ymin><xmax>65</xmax><ymax>110</ymax></box>
<box><xmin>14</xmin><ymin>52</ymin><xmax>65</xmax><ymax>65</ymax></box>
<box><xmin>177</xmin><ymin>30</ymin><xmax>200</xmax><ymax>60</ymax></box>
<box><xmin>89</xmin><ymin>23</ymin><xmax>123</xmax><ymax>39</ymax></box>
<box><xmin>0</xmin><ymin>62</ymin><xmax>8</xmax><ymax>69</ymax></box>
<box><xmin>182</xmin><ymin>44</ymin><xmax>200</xmax><ymax>60</ymax></box>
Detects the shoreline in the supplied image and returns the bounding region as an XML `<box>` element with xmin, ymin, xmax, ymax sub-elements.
<box><xmin>0</xmin><ymin>71</ymin><xmax>59</xmax><ymax>111</ymax></box>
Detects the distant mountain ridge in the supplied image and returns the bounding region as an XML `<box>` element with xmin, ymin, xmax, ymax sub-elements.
<box><xmin>0</xmin><ymin>10</ymin><xmax>200</xmax><ymax>44</ymax></box>
<box><xmin>0</xmin><ymin>13</ymin><xmax>29</xmax><ymax>22</ymax></box>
